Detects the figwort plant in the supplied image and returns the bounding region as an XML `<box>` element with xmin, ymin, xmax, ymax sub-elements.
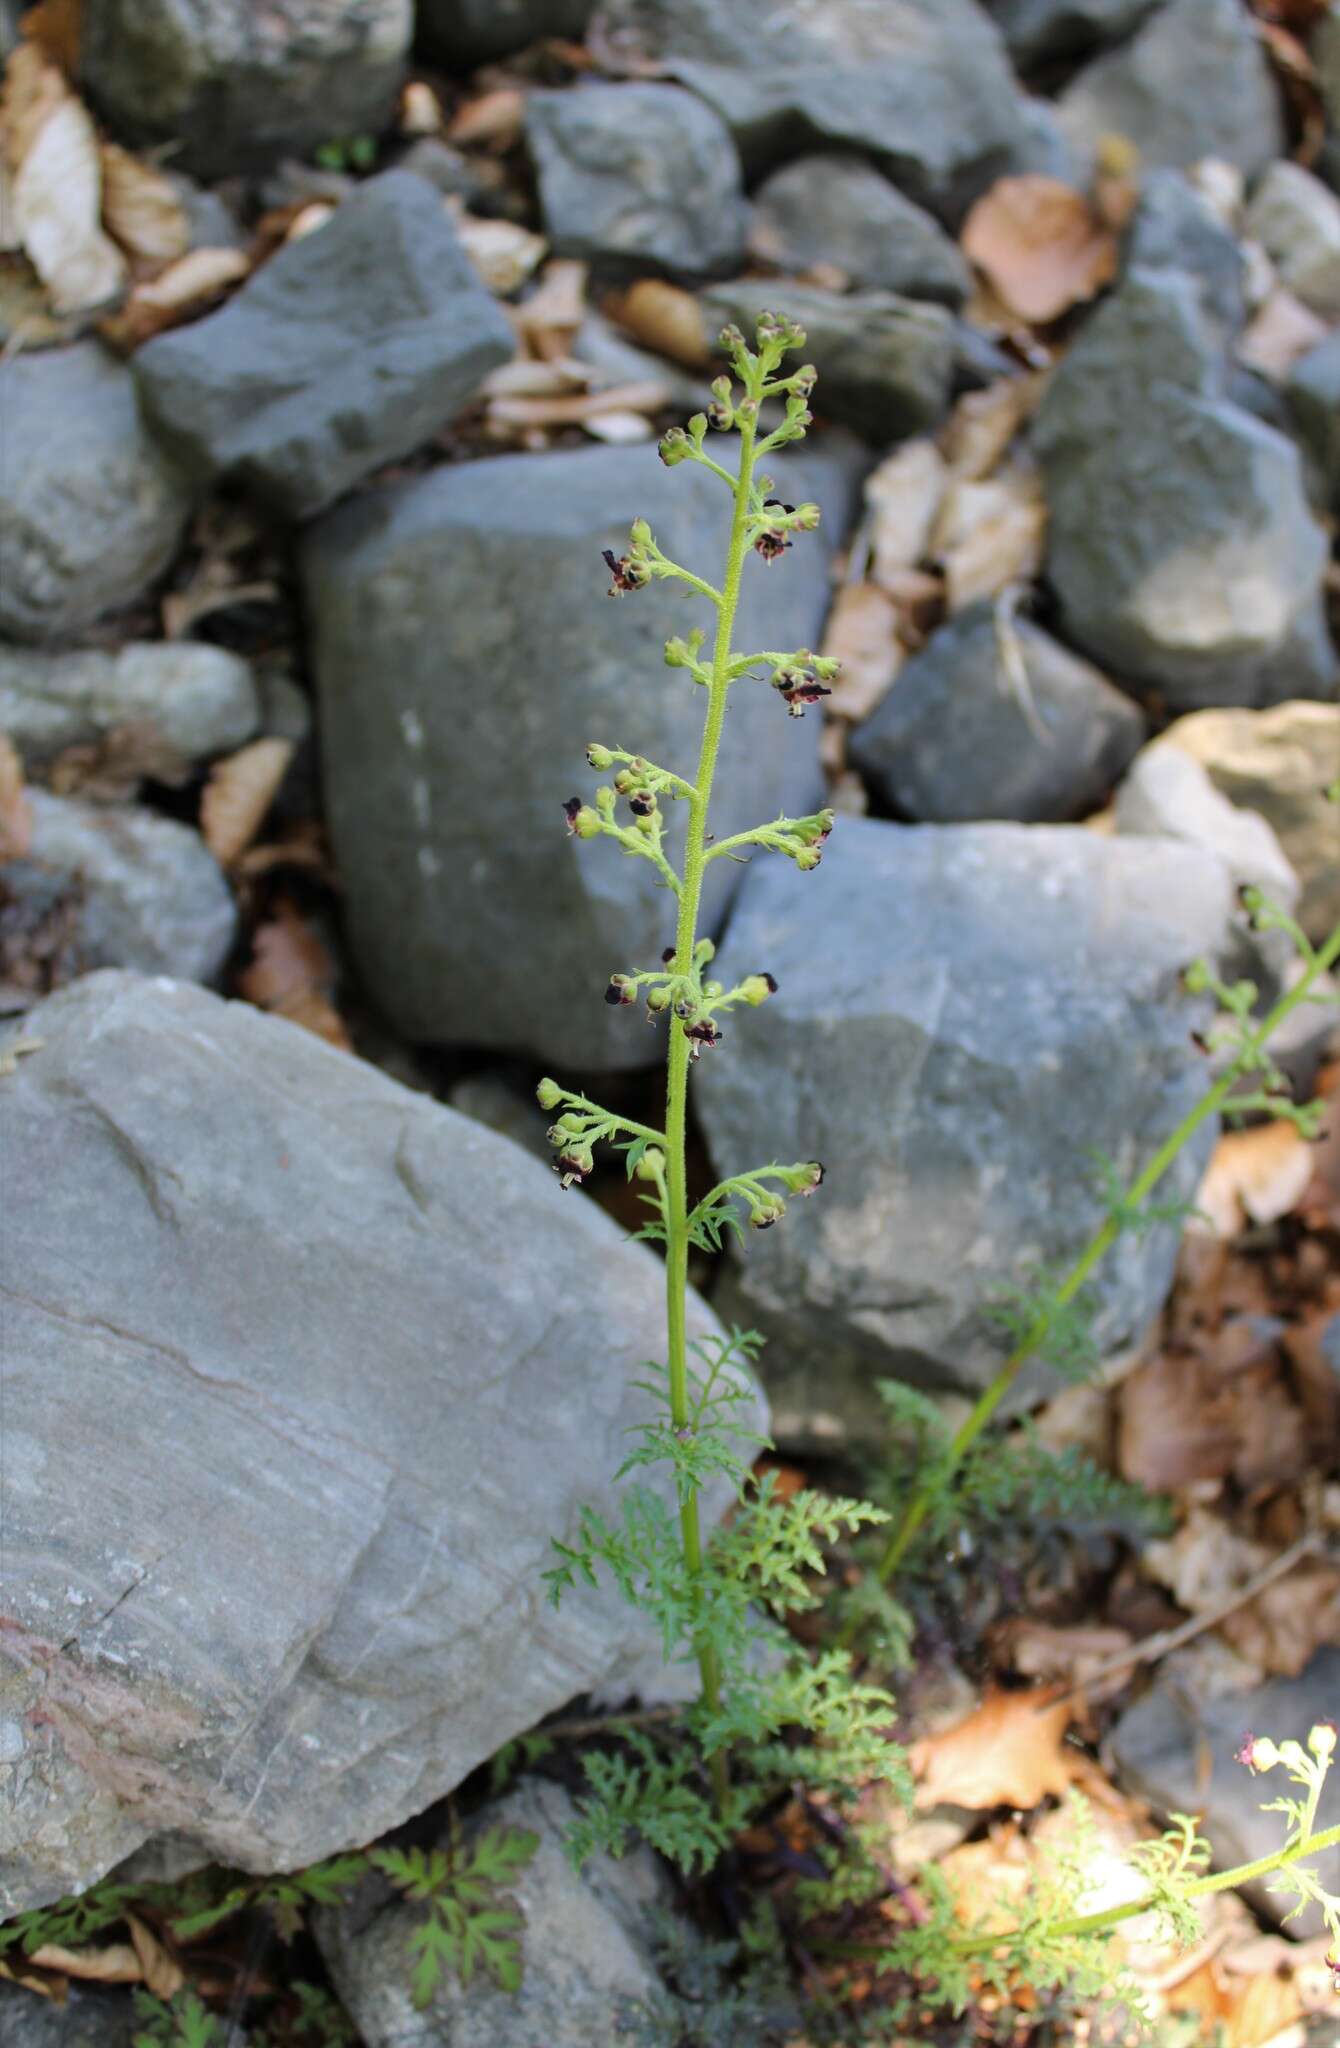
<box><xmin>538</xmin><ymin>314</ymin><xmax>906</xmax><ymax>1868</ymax></box>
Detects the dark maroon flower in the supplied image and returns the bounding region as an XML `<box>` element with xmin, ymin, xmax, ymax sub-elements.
<box><xmin>753</xmin><ymin>502</ymin><xmax>795</xmax><ymax>563</ymax></box>
<box><xmin>605</xmin><ymin>974</ymin><xmax>636</xmax><ymax>1007</ymax></box>
<box><xmin>771</xmin><ymin>665</ymin><xmax>832</xmax><ymax>718</ymax></box>
<box><xmin>602</xmin><ymin>548</ymin><xmax>649</xmax><ymax>594</ymax></box>
<box><xmin>628</xmin><ymin>790</ymin><xmax>656</xmax><ymax>816</ymax></box>
<box><xmin>684</xmin><ymin>1017</ymin><xmax>722</xmax><ymax>1059</ymax></box>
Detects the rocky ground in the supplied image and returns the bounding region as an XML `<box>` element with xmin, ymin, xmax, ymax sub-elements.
<box><xmin>2</xmin><ymin>0</ymin><xmax>1340</xmax><ymax>2042</ymax></box>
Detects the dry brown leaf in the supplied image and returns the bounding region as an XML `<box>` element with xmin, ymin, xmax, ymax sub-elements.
<box><xmin>201</xmin><ymin>738</ymin><xmax>294</xmax><ymax>868</ymax></box>
<box><xmin>19</xmin><ymin>0</ymin><xmax>81</xmax><ymax>72</ymax></box>
<box><xmin>962</xmin><ymin>175</ymin><xmax>1117</xmax><ymax>325</ymax></box>
<box><xmin>607</xmin><ymin>276</ymin><xmax>711</xmax><ymax>368</ymax></box>
<box><xmin>936</xmin><ymin>466</ymin><xmax>1047</xmax><ymax>612</ymax></box>
<box><xmin>1237</xmin><ymin>287</ymin><xmax>1330</xmax><ymax>380</ymax></box>
<box><xmin>99</xmin><ymin>142</ymin><xmax>188</xmax><ymax>266</ymax></box>
<box><xmin>482</xmin><ymin>356</ymin><xmax>584</xmax><ymax>398</ymax></box>
<box><xmin>487</xmin><ymin>378</ymin><xmax>667</xmax><ymax>428</ymax></box>
<box><xmin>514</xmin><ymin>256</ymin><xmax>588</xmax><ymax>359</ymax></box>
<box><xmin>399</xmin><ymin>78</ymin><xmax>446</xmax><ymax>136</ymax></box>
<box><xmin>0</xmin><ymin>1956</ymin><xmax>57</xmax><ymax>1997</ymax></box>
<box><xmin>161</xmin><ymin>573</ymin><xmax>275</xmax><ymax>641</ymax></box>
<box><xmin>864</xmin><ymin>440</ymin><xmax>946</xmax><ymax>584</ymax></box>
<box><xmin>237</xmin><ymin>901</ymin><xmax>351</xmax><ymax>1051</ymax></box>
<box><xmin>451</xmin><ymin>207</ymin><xmax>546</xmax><ymax>296</ymax></box>
<box><xmin>2</xmin><ymin>44</ymin><xmax>125</xmax><ymax>313</ymax></box>
<box><xmin>909</xmin><ymin>1686</ymin><xmax>1080</xmax><ymax>1810</ymax></box>
<box><xmin>446</xmin><ymin>85</ymin><xmax>525</xmax><ymax>151</ymax></box>
<box><xmin>580</xmin><ymin>408</ymin><xmax>654</xmax><ymax>443</ymax></box>
<box><xmin>1119</xmin><ymin>1348</ymin><xmax>1241</xmax><ymax>1490</ymax></box>
<box><xmin>1195</xmin><ymin>1122</ymin><xmax>1317</xmax><ymax>1237</ymax></box>
<box><xmin>26</xmin><ymin>1941</ymin><xmax>142</xmax><ymax>1983</ymax></box>
<box><xmin>126</xmin><ymin>1916</ymin><xmax>184</xmax><ymax>2001</ymax></box>
<box><xmin>0</xmin><ymin>733</ymin><xmax>33</xmax><ymax>860</ymax></box>
<box><xmin>818</xmin><ymin>582</ymin><xmax>902</xmax><ymax>722</ymax></box>
<box><xmin>941</xmin><ymin>375</ymin><xmax>1041</xmax><ymax>481</ymax></box>
<box><xmin>1143</xmin><ymin>1507</ymin><xmax>1274</xmax><ymax>1615</ymax></box>
<box><xmin>101</xmin><ymin>244</ymin><xmax>252</xmax><ymax>348</ymax></box>
<box><xmin>991</xmin><ymin>1619</ymin><xmax>1133</xmax><ymax>1699</ymax></box>
<box><xmin>1220</xmin><ymin>1560</ymin><xmax>1340</xmax><ymax>1676</ymax></box>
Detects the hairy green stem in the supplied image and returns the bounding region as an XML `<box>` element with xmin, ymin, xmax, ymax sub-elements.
<box><xmin>864</xmin><ymin>919</ymin><xmax>1340</xmax><ymax>1604</ymax></box>
<box><xmin>663</xmin><ymin>414</ymin><xmax>760</xmax><ymax>1815</ymax></box>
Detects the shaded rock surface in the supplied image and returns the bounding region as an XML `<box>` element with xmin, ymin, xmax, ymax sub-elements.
<box><xmin>590</xmin><ymin>0</ymin><xmax>1038</xmax><ymax>221</ymax></box>
<box><xmin>4</xmin><ymin>791</ymin><xmax>236</xmax><ymax>990</ymax></box>
<box><xmin>134</xmin><ymin>173</ymin><xmax>513</xmax><ymax>520</ymax></box>
<box><xmin>316</xmin><ymin>1777</ymin><xmax>670</xmax><ymax>2046</ymax></box>
<box><xmin>1287</xmin><ymin>327</ymin><xmax>1340</xmax><ymax>509</ymax></box>
<box><xmin>0</xmin><ymin>973</ymin><xmax>758</xmax><ymax>1912</ymax></box>
<box><xmin>1122</xmin><ymin>166</ymin><xmax>1246</xmax><ymax>341</ymax></box>
<box><xmin>301</xmin><ymin>439</ymin><xmax>852</xmax><ymax>1070</ymax></box>
<box><xmin>418</xmin><ymin>0</ymin><xmax>594</xmax><ymax>65</ymax></box>
<box><xmin>1114</xmin><ymin>746</ymin><xmax>1300</xmax><ymax>912</ymax></box>
<box><xmin>0</xmin><ymin>643</ymin><xmax>258</xmax><ymax>782</ymax></box>
<box><xmin>79</xmin><ymin>0</ymin><xmax>413</xmax><ymax>179</ymax></box>
<box><xmin>1057</xmin><ymin>0</ymin><xmax>1285</xmax><ymax>178</ymax></box>
<box><xmin>1109</xmin><ymin>1649</ymin><xmax>1340</xmax><ymax>1936</ymax></box>
<box><xmin>701</xmin><ymin>282</ymin><xmax>954</xmax><ymax>443</ymax></box>
<box><xmin>990</xmin><ymin>0</ymin><xmax>1164</xmax><ymax>68</ymax></box>
<box><xmin>694</xmin><ymin>817</ymin><xmax>1234</xmax><ymax>1441</ymax></box>
<box><xmin>849</xmin><ymin>601</ymin><xmax>1146</xmax><ymax>823</ymax></box>
<box><xmin>0</xmin><ymin>344</ymin><xmax>192</xmax><ymax>647</ymax></box>
<box><xmin>1245</xmin><ymin>161</ymin><xmax>1340</xmax><ymax>319</ymax></box>
<box><xmin>0</xmin><ymin>1986</ymin><xmax>135</xmax><ymax>2047</ymax></box>
<box><xmin>1033</xmin><ymin>267</ymin><xmax>1336</xmax><ymax>711</ymax></box>
<box><xmin>750</xmin><ymin>155</ymin><xmax>971</xmax><ymax>307</ymax></box>
<box><xmin>527</xmin><ymin>82</ymin><xmax>746</xmax><ymax>278</ymax></box>
<box><xmin>1154</xmin><ymin>701</ymin><xmax>1340</xmax><ymax>941</ymax></box>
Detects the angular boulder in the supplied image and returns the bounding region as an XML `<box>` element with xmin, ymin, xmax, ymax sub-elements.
<box><xmin>3</xmin><ymin>792</ymin><xmax>236</xmax><ymax>993</ymax></box>
<box><xmin>693</xmin><ymin>817</ymin><xmax>1235</xmax><ymax>1442</ymax></box>
<box><xmin>1122</xmin><ymin>166</ymin><xmax>1246</xmax><ymax>341</ymax></box>
<box><xmin>1245</xmin><ymin>161</ymin><xmax>1340</xmax><ymax>320</ymax></box>
<box><xmin>1058</xmin><ymin>0</ymin><xmax>1284</xmax><ymax>179</ymax></box>
<box><xmin>0</xmin><ymin>344</ymin><xmax>192</xmax><ymax>646</ymax></box>
<box><xmin>1033</xmin><ymin>268</ymin><xmax>1336</xmax><ymax>711</ymax></box>
<box><xmin>750</xmin><ymin>155</ymin><xmax>970</xmax><ymax>307</ymax></box>
<box><xmin>1287</xmin><ymin>328</ymin><xmax>1340</xmax><ymax>510</ymax></box>
<box><xmin>701</xmin><ymin>282</ymin><xmax>954</xmax><ymax>444</ymax></box>
<box><xmin>526</xmin><ymin>82</ymin><xmax>747</xmax><ymax>278</ymax></box>
<box><xmin>316</xmin><ymin>1777</ymin><xmax>670</xmax><ymax>2047</ymax></box>
<box><xmin>0</xmin><ymin>642</ymin><xmax>258</xmax><ymax>783</ymax></box>
<box><xmin>79</xmin><ymin>0</ymin><xmax>413</xmax><ymax>179</ymax></box>
<box><xmin>134</xmin><ymin>173</ymin><xmax>514</xmax><ymax>519</ymax></box>
<box><xmin>0</xmin><ymin>1987</ymin><xmax>135</xmax><ymax>2047</ymax></box>
<box><xmin>0</xmin><ymin>973</ymin><xmax>759</xmax><ymax>1912</ymax></box>
<box><xmin>849</xmin><ymin>602</ymin><xmax>1146</xmax><ymax>823</ymax></box>
<box><xmin>589</xmin><ymin>0</ymin><xmax>1039</xmax><ymax>221</ymax></box>
<box><xmin>301</xmin><ymin>439</ymin><xmax>852</xmax><ymax>1070</ymax></box>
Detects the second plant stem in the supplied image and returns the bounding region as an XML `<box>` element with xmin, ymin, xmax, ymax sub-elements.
<box><xmin>663</xmin><ymin>412</ymin><xmax>759</xmax><ymax>1816</ymax></box>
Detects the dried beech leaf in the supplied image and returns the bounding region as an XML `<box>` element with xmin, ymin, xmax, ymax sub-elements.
<box><xmin>1142</xmin><ymin>1507</ymin><xmax>1273</xmax><ymax>1615</ymax></box>
<box><xmin>819</xmin><ymin>582</ymin><xmax>902</xmax><ymax>722</ymax></box>
<box><xmin>487</xmin><ymin>378</ymin><xmax>667</xmax><ymax>428</ymax></box>
<box><xmin>941</xmin><ymin>375</ymin><xmax>1041</xmax><ymax>482</ymax></box>
<box><xmin>99</xmin><ymin>142</ymin><xmax>189</xmax><ymax>265</ymax></box>
<box><xmin>125</xmin><ymin>1916</ymin><xmax>184</xmax><ymax>2001</ymax></box>
<box><xmin>3</xmin><ymin>49</ymin><xmax>125</xmax><ymax>313</ymax></box>
<box><xmin>19</xmin><ymin>0</ymin><xmax>81</xmax><ymax>71</ymax></box>
<box><xmin>1118</xmin><ymin>1348</ymin><xmax>1240</xmax><ymax>1490</ymax></box>
<box><xmin>910</xmin><ymin>1686</ymin><xmax>1079</xmax><ymax>1810</ymax></box>
<box><xmin>399</xmin><ymin>78</ymin><xmax>446</xmax><ymax>136</ymax></box>
<box><xmin>608</xmin><ymin>276</ymin><xmax>711</xmax><ymax>368</ymax></box>
<box><xmin>936</xmin><ymin>466</ymin><xmax>1047</xmax><ymax>612</ymax></box>
<box><xmin>201</xmin><ymin>737</ymin><xmax>294</xmax><ymax>868</ymax></box>
<box><xmin>864</xmin><ymin>439</ymin><xmax>946</xmax><ymax>583</ymax></box>
<box><xmin>101</xmin><ymin>244</ymin><xmax>252</xmax><ymax>347</ymax></box>
<box><xmin>26</xmin><ymin>1942</ymin><xmax>142</xmax><ymax>1983</ymax></box>
<box><xmin>481</xmin><ymin>356</ymin><xmax>586</xmax><ymax>398</ymax></box>
<box><xmin>962</xmin><ymin>175</ymin><xmax>1117</xmax><ymax>325</ymax></box>
<box><xmin>450</xmin><ymin>207</ymin><xmax>546</xmax><ymax>296</ymax></box>
<box><xmin>0</xmin><ymin>733</ymin><xmax>33</xmax><ymax>860</ymax></box>
<box><xmin>515</xmin><ymin>256</ymin><xmax>588</xmax><ymax>359</ymax></box>
<box><xmin>237</xmin><ymin>901</ymin><xmax>351</xmax><ymax>1050</ymax></box>
<box><xmin>992</xmin><ymin>1619</ymin><xmax>1133</xmax><ymax>1698</ymax></box>
<box><xmin>1195</xmin><ymin>1122</ymin><xmax>1316</xmax><ymax>1237</ymax></box>
<box><xmin>1220</xmin><ymin>1561</ymin><xmax>1340</xmax><ymax>1677</ymax></box>
<box><xmin>446</xmin><ymin>86</ymin><xmax>525</xmax><ymax>151</ymax></box>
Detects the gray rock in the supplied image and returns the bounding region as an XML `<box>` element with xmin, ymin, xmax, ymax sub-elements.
<box><xmin>0</xmin><ymin>0</ymin><xmax>22</xmax><ymax>62</ymax></box>
<box><xmin>990</xmin><ymin>0</ymin><xmax>1164</xmax><ymax>69</ymax></box>
<box><xmin>1114</xmin><ymin>745</ymin><xmax>1301</xmax><ymax>913</ymax></box>
<box><xmin>1109</xmin><ymin>1650</ymin><xmax>1340</xmax><ymax>1936</ymax></box>
<box><xmin>395</xmin><ymin>135</ymin><xmax>490</xmax><ymax>202</ymax></box>
<box><xmin>418</xmin><ymin>0</ymin><xmax>594</xmax><ymax>67</ymax></box>
<box><xmin>0</xmin><ymin>1986</ymin><xmax>135</xmax><ymax>2047</ymax></box>
<box><xmin>1287</xmin><ymin>328</ymin><xmax>1340</xmax><ymax>510</ymax></box>
<box><xmin>526</xmin><ymin>83</ymin><xmax>747</xmax><ymax>279</ymax></box>
<box><xmin>1033</xmin><ymin>268</ymin><xmax>1337</xmax><ymax>712</ymax></box>
<box><xmin>7</xmin><ymin>791</ymin><xmax>235</xmax><ymax>988</ymax></box>
<box><xmin>571</xmin><ymin>312</ymin><xmax>711</xmax><ymax>410</ymax></box>
<box><xmin>750</xmin><ymin>155</ymin><xmax>971</xmax><ymax>308</ymax></box>
<box><xmin>448</xmin><ymin>1071</ymin><xmax>556</xmax><ymax>1164</ymax></box>
<box><xmin>0</xmin><ymin>642</ymin><xmax>258</xmax><ymax>782</ymax></box>
<box><xmin>1153</xmin><ymin>700</ymin><xmax>1340</xmax><ymax>943</ymax></box>
<box><xmin>1320</xmin><ymin>5</ymin><xmax>1340</xmax><ymax>145</ymax></box>
<box><xmin>590</xmin><ymin>0</ymin><xmax>1039</xmax><ymax>223</ymax></box>
<box><xmin>301</xmin><ymin>440</ymin><xmax>851</xmax><ymax>1070</ymax></box>
<box><xmin>0</xmin><ymin>344</ymin><xmax>192</xmax><ymax>646</ymax></box>
<box><xmin>701</xmin><ymin>282</ymin><xmax>954</xmax><ymax>443</ymax></box>
<box><xmin>133</xmin><ymin>173</ymin><xmax>513</xmax><ymax>520</ymax></box>
<box><xmin>694</xmin><ymin>817</ymin><xmax>1234</xmax><ymax>1440</ymax></box>
<box><xmin>849</xmin><ymin>603</ymin><xmax>1147</xmax><ymax>823</ymax></box>
<box><xmin>1123</xmin><ymin>166</ymin><xmax>1247</xmax><ymax>341</ymax></box>
<box><xmin>317</xmin><ymin>1777</ymin><xmax>669</xmax><ymax>2047</ymax></box>
<box><xmin>1245</xmin><ymin>161</ymin><xmax>1340</xmax><ymax>318</ymax></box>
<box><xmin>1058</xmin><ymin>0</ymin><xmax>1284</xmax><ymax>180</ymax></box>
<box><xmin>79</xmin><ymin>0</ymin><xmax>412</xmax><ymax>179</ymax></box>
<box><xmin>0</xmin><ymin>972</ymin><xmax>761</xmax><ymax>1911</ymax></box>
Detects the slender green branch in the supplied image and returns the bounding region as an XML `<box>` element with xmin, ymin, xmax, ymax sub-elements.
<box><xmin>863</xmin><ymin>917</ymin><xmax>1340</xmax><ymax>1603</ymax></box>
<box><xmin>658</xmin><ymin>561</ymin><xmax>724</xmax><ymax>608</ymax></box>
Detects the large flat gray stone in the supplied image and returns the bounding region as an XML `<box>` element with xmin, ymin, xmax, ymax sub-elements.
<box><xmin>0</xmin><ymin>642</ymin><xmax>258</xmax><ymax>783</ymax></box>
<box><xmin>134</xmin><ymin>173</ymin><xmax>514</xmax><ymax>519</ymax></box>
<box><xmin>750</xmin><ymin>155</ymin><xmax>970</xmax><ymax>307</ymax></box>
<box><xmin>301</xmin><ymin>439</ymin><xmax>852</xmax><ymax>1069</ymax></box>
<box><xmin>0</xmin><ymin>973</ymin><xmax>760</xmax><ymax>1912</ymax></box>
<box><xmin>694</xmin><ymin>817</ymin><xmax>1234</xmax><ymax>1441</ymax></box>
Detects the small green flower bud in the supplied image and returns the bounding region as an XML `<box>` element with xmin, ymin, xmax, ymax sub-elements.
<box><xmin>536</xmin><ymin>1078</ymin><xmax>564</xmax><ymax>1111</ymax></box>
<box><xmin>703</xmin><ymin>980</ymin><xmax>723</xmax><ymax>999</ymax></box>
<box><xmin>717</xmin><ymin>323</ymin><xmax>746</xmax><ymax>355</ymax></box>
<box><xmin>739</xmin><ymin>972</ymin><xmax>777</xmax><ymax>1006</ymax></box>
<box><xmin>1181</xmin><ymin>959</ymin><xmax>1210</xmax><ymax>994</ymax></box>
<box><xmin>736</xmin><ymin>397</ymin><xmax>758</xmax><ymax>422</ymax></box>
<box><xmin>792</xmin><ymin>502</ymin><xmax>821</xmax><ymax>531</ymax></box>
<box><xmin>710</xmin><ymin>375</ymin><xmax>732</xmax><ymax>403</ymax></box>
<box><xmin>749</xmin><ymin>1196</ymin><xmax>786</xmax><ymax>1229</ymax></box>
<box><xmin>635</xmin><ymin>1147</ymin><xmax>665</xmax><ymax>1182</ymax></box>
<box><xmin>605</xmin><ymin>974</ymin><xmax>637</xmax><ymax>1007</ymax></box>
<box><xmin>694</xmin><ymin>938</ymin><xmax>715</xmax><ymax>965</ymax></box>
<box><xmin>646</xmin><ymin>985</ymin><xmax>672</xmax><ymax>1013</ymax></box>
<box><xmin>630</xmin><ymin>517</ymin><xmax>652</xmax><ymax>546</ymax></box>
<box><xmin>783</xmin><ymin>1159</ymin><xmax>824</xmax><ymax>1194</ymax></box>
<box><xmin>586</xmin><ymin>743</ymin><xmax>615</xmax><ymax>770</ymax></box>
<box><xmin>553</xmin><ymin>1145</ymin><xmax>595</xmax><ymax>1188</ymax></box>
<box><xmin>596</xmin><ymin>785</ymin><xmax>616</xmax><ymax>814</ymax></box>
<box><xmin>1235</xmin><ymin>1734</ymin><xmax>1280</xmax><ymax>1773</ymax></box>
<box><xmin>792</xmin><ymin>363</ymin><xmax>817</xmax><ymax>396</ymax></box>
<box><xmin>658</xmin><ymin>426</ymin><xmax>690</xmax><ymax>466</ymax></box>
<box><xmin>707</xmin><ymin>398</ymin><xmax>734</xmax><ymax>431</ymax></box>
<box><xmin>1310</xmin><ymin>1720</ymin><xmax>1337</xmax><ymax>1761</ymax></box>
<box><xmin>795</xmin><ymin>845</ymin><xmax>822</xmax><ymax>872</ymax></box>
<box><xmin>687</xmin><ymin>412</ymin><xmax>708</xmax><ymax>442</ymax></box>
<box><xmin>563</xmin><ymin>797</ymin><xmax>602</xmax><ymax>838</ymax></box>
